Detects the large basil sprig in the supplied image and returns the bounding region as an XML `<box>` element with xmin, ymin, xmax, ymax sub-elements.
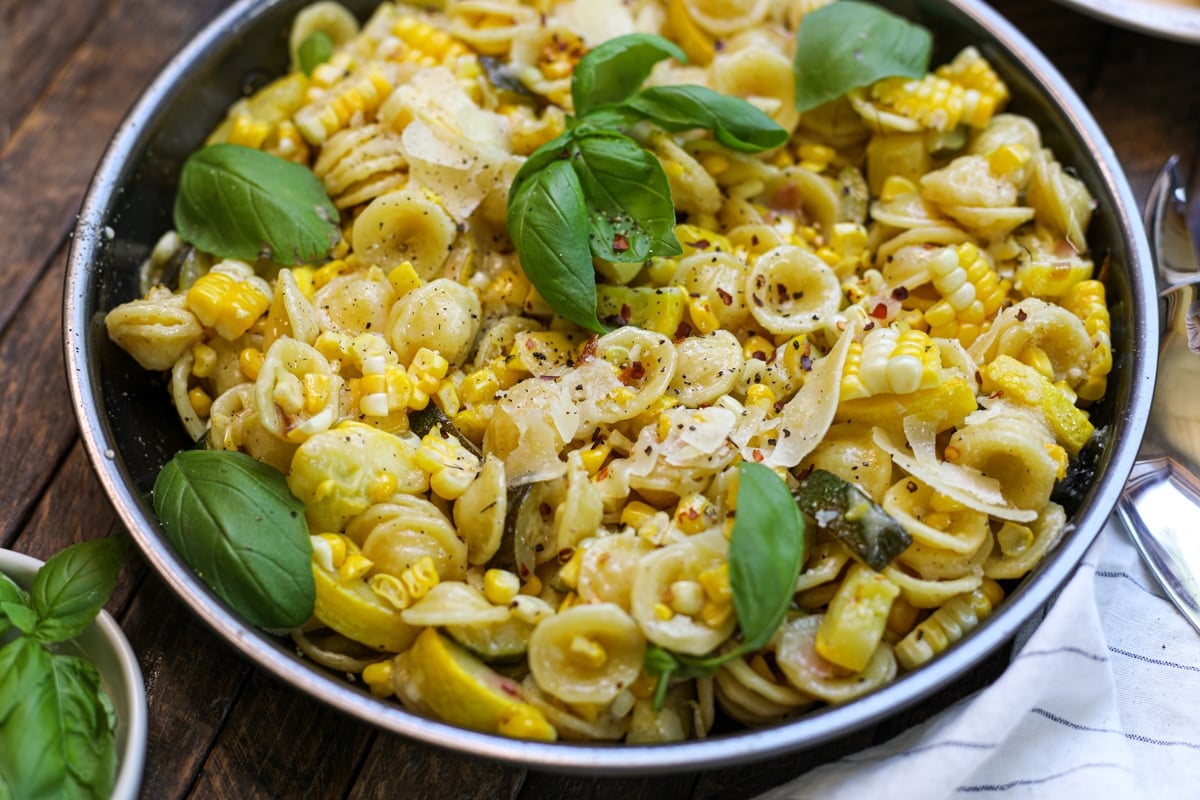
<box><xmin>153</xmin><ymin>450</ymin><xmax>315</xmax><ymax>630</ymax></box>
<box><xmin>507</xmin><ymin>33</ymin><xmax>787</xmax><ymax>333</ymax></box>
<box><xmin>793</xmin><ymin>0</ymin><xmax>932</xmax><ymax>112</ymax></box>
<box><xmin>644</xmin><ymin>462</ymin><xmax>806</xmax><ymax>709</ymax></box>
<box><xmin>0</xmin><ymin>537</ymin><xmax>126</xmax><ymax>799</ymax></box>
<box><xmin>174</xmin><ymin>143</ymin><xmax>340</xmax><ymax>266</ymax></box>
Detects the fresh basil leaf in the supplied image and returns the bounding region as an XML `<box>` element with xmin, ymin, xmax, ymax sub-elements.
<box><xmin>174</xmin><ymin>143</ymin><xmax>340</xmax><ymax>266</ymax></box>
<box><xmin>1</xmin><ymin>603</ymin><xmax>38</xmax><ymax>636</ymax></box>
<box><xmin>0</xmin><ymin>574</ymin><xmax>29</xmax><ymax>637</ymax></box>
<box><xmin>792</xmin><ymin>0</ymin><xmax>932</xmax><ymax>113</ymax></box>
<box><xmin>152</xmin><ymin>450</ymin><xmax>315</xmax><ymax>629</ymax></box>
<box><xmin>30</xmin><ymin>537</ymin><xmax>126</xmax><ymax>644</ymax></box>
<box><xmin>572</xmin><ymin>33</ymin><xmax>686</xmax><ymax>117</ymax></box>
<box><xmin>570</xmin><ymin>132</ymin><xmax>681</xmax><ymax>263</ymax></box>
<box><xmin>0</xmin><ymin>639</ymin><xmax>117</xmax><ymax>800</ymax></box>
<box><xmin>297</xmin><ymin>31</ymin><xmax>334</xmax><ymax>76</ymax></box>
<box><xmin>728</xmin><ymin>462</ymin><xmax>806</xmax><ymax>652</ymax></box>
<box><xmin>510</xmin><ymin>130</ymin><xmax>575</xmax><ymax>192</ymax></box>
<box><xmin>625</xmin><ymin>85</ymin><xmax>788</xmax><ymax>152</ymax></box>
<box><xmin>507</xmin><ymin>157</ymin><xmax>603</xmax><ymax>332</ymax></box>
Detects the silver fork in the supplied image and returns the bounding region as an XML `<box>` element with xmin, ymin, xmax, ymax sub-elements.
<box><xmin>1116</xmin><ymin>155</ymin><xmax>1200</xmax><ymax>635</ymax></box>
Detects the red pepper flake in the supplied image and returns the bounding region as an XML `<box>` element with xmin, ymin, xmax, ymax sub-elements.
<box><xmin>619</xmin><ymin>360</ymin><xmax>646</xmax><ymax>383</ymax></box>
<box><xmin>751</xmin><ymin>449</ymin><xmax>765</xmax><ymax>462</ymax></box>
<box><xmin>870</xmin><ymin>302</ymin><xmax>889</xmax><ymax>319</ymax></box>
<box><xmin>539</xmin><ymin>502</ymin><xmax>552</xmax><ymax>518</ymax></box>
<box><xmin>558</xmin><ymin>548</ymin><xmax>575</xmax><ymax>563</ymax></box>
<box><xmin>596</xmin><ymin>465</ymin><xmax>609</xmax><ymax>481</ymax></box>
<box><xmin>620</xmin><ymin>303</ymin><xmax>632</xmax><ymax>322</ymax></box>
<box><xmin>1016</xmin><ymin>308</ymin><xmax>1028</xmax><ymax>322</ymax></box>
<box><xmin>673</xmin><ymin>320</ymin><xmax>693</xmax><ymax>340</ymax></box>
<box><xmin>613</xmin><ymin>233</ymin><xmax>629</xmax><ymax>253</ymax></box>
<box><xmin>687</xmin><ymin>238</ymin><xmax>711</xmax><ymax>250</ymax></box>
<box><xmin>525</xmin><ymin>338</ymin><xmax>536</xmax><ymax>349</ymax></box>
<box><xmin>499</xmin><ymin>681</ymin><xmax>521</xmax><ymax>697</ymax></box>
<box><xmin>716</xmin><ymin>287</ymin><xmax>734</xmax><ymax>306</ymax></box>
<box><xmin>774</xmin><ymin>400</ymin><xmax>786</xmax><ymax>413</ymax></box>
<box><xmin>906</xmin><ymin>480</ymin><xmax>918</xmax><ymax>492</ymax></box>
<box><xmin>578</xmin><ymin>335</ymin><xmax>598</xmax><ymax>363</ymax></box>
<box><xmin>974</xmin><ymin>370</ymin><xmax>983</xmax><ymax>385</ymax></box>
<box><xmin>751</xmin><ymin>349</ymin><xmax>767</xmax><ymax>361</ymax></box>
<box><xmin>891</xmin><ymin>286</ymin><xmax>909</xmax><ymax>301</ymax></box>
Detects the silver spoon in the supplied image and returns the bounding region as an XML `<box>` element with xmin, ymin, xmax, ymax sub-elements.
<box><xmin>1116</xmin><ymin>155</ymin><xmax>1200</xmax><ymax>636</ymax></box>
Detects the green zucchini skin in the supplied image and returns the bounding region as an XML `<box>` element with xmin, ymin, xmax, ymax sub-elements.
<box><xmin>792</xmin><ymin>469</ymin><xmax>911</xmax><ymax>571</ymax></box>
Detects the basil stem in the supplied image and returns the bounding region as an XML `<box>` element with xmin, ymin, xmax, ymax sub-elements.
<box><xmin>173</xmin><ymin>143</ymin><xmax>340</xmax><ymax>266</ymax></box>
<box><xmin>153</xmin><ymin>450</ymin><xmax>315</xmax><ymax>629</ymax></box>
<box><xmin>793</xmin><ymin>0</ymin><xmax>932</xmax><ymax>113</ymax></box>
<box><xmin>645</xmin><ymin>462</ymin><xmax>806</xmax><ymax>708</ymax></box>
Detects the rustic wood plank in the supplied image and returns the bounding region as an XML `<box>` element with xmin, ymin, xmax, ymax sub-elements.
<box><xmin>13</xmin><ymin>439</ymin><xmax>148</xmax><ymax>615</ymax></box>
<box><xmin>188</xmin><ymin>670</ymin><xmax>378</xmax><ymax>799</ymax></box>
<box><xmin>120</xmin><ymin>573</ymin><xmax>254</xmax><ymax>800</ymax></box>
<box><xmin>0</xmin><ymin>0</ymin><xmax>109</xmax><ymax>150</ymax></box>
<box><xmin>347</xmin><ymin>733</ymin><xmax>525</xmax><ymax>800</ymax></box>
<box><xmin>0</xmin><ymin>246</ymin><xmax>80</xmax><ymax>549</ymax></box>
<box><xmin>0</xmin><ymin>0</ymin><xmax>235</xmax><ymax>332</ymax></box>
<box><xmin>1081</xmin><ymin>29</ymin><xmax>1200</xmax><ymax>204</ymax></box>
<box><xmin>990</xmin><ymin>0</ymin><xmax>1112</xmax><ymax>95</ymax></box>
<box><xmin>517</xmin><ymin>770</ymin><xmax>695</xmax><ymax>800</ymax></box>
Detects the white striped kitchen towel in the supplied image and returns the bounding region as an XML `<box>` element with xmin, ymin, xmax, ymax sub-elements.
<box><xmin>758</xmin><ymin>518</ymin><xmax>1200</xmax><ymax>799</ymax></box>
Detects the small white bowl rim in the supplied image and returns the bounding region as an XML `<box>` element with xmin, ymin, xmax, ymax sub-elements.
<box><xmin>0</xmin><ymin>549</ymin><xmax>147</xmax><ymax>800</ymax></box>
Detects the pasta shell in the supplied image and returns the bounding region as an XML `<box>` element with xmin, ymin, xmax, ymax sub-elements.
<box><xmin>385</xmin><ymin>278</ymin><xmax>482</xmax><ymax>365</ymax></box>
<box><xmin>104</xmin><ymin>287</ymin><xmax>203</xmax><ymax>371</ymax></box>
<box><xmin>774</xmin><ymin>614</ymin><xmax>897</xmax><ymax>703</ymax></box>
<box><xmin>453</xmin><ymin>454</ymin><xmax>507</xmax><ymax>565</ymax></box>
<box><xmin>255</xmin><ymin>336</ymin><xmax>343</xmax><ymax>442</ymax></box>
<box><xmin>350</xmin><ymin>495</ymin><xmax>468</xmax><ymax>582</ymax></box>
<box><xmin>631</xmin><ymin>529</ymin><xmax>733</xmax><ymax>655</ymax></box>
<box><xmin>528</xmin><ymin>603</ymin><xmax>645</xmax><ymax>704</ymax></box>
<box><xmin>711</xmin><ymin>46</ymin><xmax>798</xmax><ymax>134</ymax></box>
<box><xmin>746</xmin><ymin>246</ymin><xmax>841</xmax><ymax>336</ymax></box>
<box><xmin>401</xmin><ymin>581</ymin><xmax>509</xmax><ymax>627</ymax></box>
<box><xmin>352</xmin><ymin>187</ymin><xmax>457</xmax><ymax>278</ymax></box>
<box><xmin>314</xmin><ymin>266</ymin><xmax>396</xmax><ymax>337</ymax></box>
<box><xmin>288</xmin><ymin>421</ymin><xmax>428</xmax><ymax>532</ymax></box>
<box><xmin>669</xmin><ymin>330</ymin><xmax>744</xmax><ymax>407</ymax></box>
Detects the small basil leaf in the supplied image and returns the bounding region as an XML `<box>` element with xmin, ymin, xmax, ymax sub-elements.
<box><xmin>728</xmin><ymin>461</ymin><xmax>806</xmax><ymax>653</ymax></box>
<box><xmin>572</xmin><ymin>33</ymin><xmax>686</xmax><ymax>117</ymax></box>
<box><xmin>508</xmin><ymin>157</ymin><xmax>603</xmax><ymax>332</ymax></box>
<box><xmin>1</xmin><ymin>603</ymin><xmax>39</xmax><ymax>636</ymax></box>
<box><xmin>0</xmin><ymin>574</ymin><xmax>29</xmax><ymax>637</ymax></box>
<box><xmin>30</xmin><ymin>537</ymin><xmax>126</xmax><ymax>644</ymax></box>
<box><xmin>792</xmin><ymin>0</ymin><xmax>932</xmax><ymax>113</ymax></box>
<box><xmin>174</xmin><ymin>143</ymin><xmax>340</xmax><ymax>266</ymax></box>
<box><xmin>0</xmin><ymin>639</ymin><xmax>118</xmax><ymax>799</ymax></box>
<box><xmin>624</xmin><ymin>85</ymin><xmax>788</xmax><ymax>152</ymax></box>
<box><xmin>570</xmin><ymin>132</ymin><xmax>681</xmax><ymax>263</ymax></box>
<box><xmin>297</xmin><ymin>31</ymin><xmax>334</xmax><ymax>76</ymax></box>
<box><xmin>152</xmin><ymin>450</ymin><xmax>315</xmax><ymax>629</ymax></box>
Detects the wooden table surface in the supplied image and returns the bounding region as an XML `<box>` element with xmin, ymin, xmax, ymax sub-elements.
<box><xmin>2</xmin><ymin>0</ymin><xmax>1198</xmax><ymax>797</ymax></box>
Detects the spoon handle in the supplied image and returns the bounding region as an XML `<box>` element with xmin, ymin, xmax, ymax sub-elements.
<box><xmin>1118</xmin><ymin>458</ymin><xmax>1200</xmax><ymax>636</ymax></box>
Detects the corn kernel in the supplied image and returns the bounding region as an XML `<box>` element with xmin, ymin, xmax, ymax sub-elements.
<box><xmin>239</xmin><ymin>348</ymin><xmax>264</xmax><ymax>380</ymax></box>
<box><xmin>191</xmin><ymin>343</ymin><xmax>218</xmax><ymax>378</ymax></box>
<box><xmin>700</xmin><ymin>600</ymin><xmax>732</xmax><ymax>628</ymax></box>
<box><xmin>433</xmin><ymin>380</ymin><xmax>461</xmax><ymax>416</ymax></box>
<box><xmin>742</xmin><ymin>333</ymin><xmax>774</xmax><ymax>362</ymax></box>
<box><xmin>461</xmin><ymin>369</ymin><xmax>500</xmax><ymax>405</ymax></box>
<box><xmin>188</xmin><ymin>387</ymin><xmax>213</xmax><ymax>418</ymax></box>
<box><xmin>669</xmin><ymin>580</ymin><xmax>705</xmax><ymax>616</ymax></box>
<box><xmin>746</xmin><ymin>383</ymin><xmax>776</xmax><ymax>412</ymax></box>
<box><xmin>340</xmin><ymin>552</ymin><xmax>374</xmax><ymax>582</ymax></box>
<box><xmin>577</xmin><ymin>442</ymin><xmax>611</xmax><ymax>476</ymax></box>
<box><xmin>312</xmin><ymin>260</ymin><xmax>347</xmax><ymax>289</ymax></box>
<box><xmin>450</xmin><ymin>406</ymin><xmax>488</xmax><ymax>443</ymax></box>
<box><xmin>482</xmin><ymin>569</ymin><xmax>520</xmax><ymax>606</ymax></box>
<box><xmin>674</xmin><ymin>495</ymin><xmax>712</xmax><ymax>534</ymax></box>
<box><xmin>362</xmin><ymin>660</ymin><xmax>395</xmax><ymax>698</ymax></box>
<box><xmin>987</xmin><ymin>143</ymin><xmax>1029</xmax><ymax>176</ymax></box>
<box><xmin>880</xmin><ymin>175</ymin><xmax>916</xmax><ymax>201</ymax></box>
<box><xmin>620</xmin><ymin>501</ymin><xmax>658</xmax><ymax>530</ymax></box>
<box><xmin>520</xmin><ymin>574</ymin><xmax>543</xmax><ymax>596</ymax></box>
<box><xmin>367</xmin><ymin>471</ymin><xmax>398</xmax><ymax>504</ymax></box>
<box><xmin>687</xmin><ymin>296</ymin><xmax>720</xmax><ymax>335</ymax></box>
<box><xmin>698</xmin><ymin>564</ymin><xmax>731</xmax><ymax>605</ymax></box>
<box><xmin>387</xmin><ymin>261</ymin><xmax>423</xmax><ymax>297</ymax></box>
<box><xmin>654</xmin><ymin>603</ymin><xmax>675</xmax><ymax>621</ymax></box>
<box><xmin>311</xmin><ymin>533</ymin><xmax>348</xmax><ymax>572</ymax></box>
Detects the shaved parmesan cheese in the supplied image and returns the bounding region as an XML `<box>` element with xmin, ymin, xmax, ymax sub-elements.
<box><xmin>872</xmin><ymin>426</ymin><xmax>1037</xmax><ymax>523</ymax></box>
<box><xmin>760</xmin><ymin>322</ymin><xmax>857</xmax><ymax>467</ymax></box>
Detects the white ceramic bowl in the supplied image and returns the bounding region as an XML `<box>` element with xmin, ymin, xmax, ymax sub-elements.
<box><xmin>0</xmin><ymin>549</ymin><xmax>147</xmax><ymax>800</ymax></box>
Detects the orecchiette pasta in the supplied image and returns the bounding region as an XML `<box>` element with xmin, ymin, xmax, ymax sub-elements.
<box><xmin>108</xmin><ymin>0</ymin><xmax>1115</xmax><ymax>744</ymax></box>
